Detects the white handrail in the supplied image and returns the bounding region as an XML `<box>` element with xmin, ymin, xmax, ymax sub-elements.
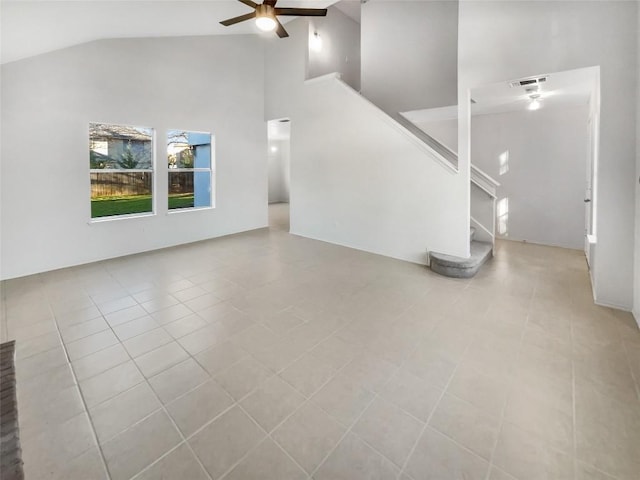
<box><xmin>471</xmin><ymin>164</ymin><xmax>500</xmax><ymax>188</ymax></box>
<box><xmin>470</xmin><ymin>215</ymin><xmax>494</xmax><ymax>238</ymax></box>
<box><xmin>470</xmin><ymin>173</ymin><xmax>498</xmax><ymax>198</ymax></box>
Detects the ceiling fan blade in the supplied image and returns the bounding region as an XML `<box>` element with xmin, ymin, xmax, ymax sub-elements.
<box><xmin>274</xmin><ymin>8</ymin><xmax>328</xmax><ymax>16</ymax></box>
<box><xmin>237</xmin><ymin>0</ymin><xmax>258</xmax><ymax>8</ymax></box>
<box><xmin>220</xmin><ymin>11</ymin><xmax>256</xmax><ymax>26</ymax></box>
<box><xmin>264</xmin><ymin>0</ymin><xmax>278</xmax><ymax>6</ymax></box>
<box><xmin>275</xmin><ymin>18</ymin><xmax>289</xmax><ymax>38</ymax></box>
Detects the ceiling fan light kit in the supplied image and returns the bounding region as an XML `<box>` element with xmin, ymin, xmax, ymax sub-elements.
<box><xmin>220</xmin><ymin>0</ymin><xmax>328</xmax><ymax>38</ymax></box>
<box><xmin>255</xmin><ymin>5</ymin><xmax>277</xmax><ymax>32</ymax></box>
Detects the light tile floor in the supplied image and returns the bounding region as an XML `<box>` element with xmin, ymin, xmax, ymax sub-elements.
<box><xmin>1</xmin><ymin>203</ymin><xmax>639</xmax><ymax>480</ymax></box>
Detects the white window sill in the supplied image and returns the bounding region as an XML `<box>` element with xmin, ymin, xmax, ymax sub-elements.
<box><xmin>167</xmin><ymin>206</ymin><xmax>215</xmax><ymax>215</ymax></box>
<box><xmin>88</xmin><ymin>212</ymin><xmax>155</xmax><ymax>224</ymax></box>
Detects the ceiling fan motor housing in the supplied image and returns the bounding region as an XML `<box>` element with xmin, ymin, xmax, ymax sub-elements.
<box><xmin>256</xmin><ymin>4</ymin><xmax>275</xmax><ymax>19</ymax></box>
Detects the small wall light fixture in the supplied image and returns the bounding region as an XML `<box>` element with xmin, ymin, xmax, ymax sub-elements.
<box><xmin>310</xmin><ymin>31</ymin><xmax>323</xmax><ymax>52</ymax></box>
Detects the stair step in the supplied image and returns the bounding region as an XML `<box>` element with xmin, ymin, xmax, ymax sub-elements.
<box><xmin>429</xmin><ymin>240</ymin><xmax>493</xmax><ymax>279</ymax></box>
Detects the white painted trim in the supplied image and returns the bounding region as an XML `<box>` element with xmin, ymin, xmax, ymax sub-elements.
<box><xmin>400</xmin><ymin>105</ymin><xmax>459</xmax><ymax>122</ymax></box>
<box><xmin>303</xmin><ymin>72</ymin><xmax>342</xmax><ymax>85</ymax></box>
<box><xmin>305</xmin><ymin>72</ymin><xmax>459</xmax><ymax>175</ymax></box>
<box><xmin>470</xmin><ymin>215</ymin><xmax>494</xmax><ymax>239</ymax></box>
<box><xmin>470</xmin><ymin>177</ymin><xmax>497</xmax><ymax>198</ymax></box>
<box><xmin>168</xmin><ymin>168</ymin><xmax>211</xmax><ymax>172</ymax></box>
<box><xmin>471</xmin><ymin>164</ymin><xmax>500</xmax><ymax>188</ymax></box>
<box><xmin>290</xmin><ymin>229</ymin><xmax>428</xmax><ymax>266</ymax></box>
<box><xmin>594</xmin><ymin>299</ymin><xmax>633</xmax><ymax>312</ymax></box>
<box><xmin>495</xmin><ymin>235</ymin><xmax>583</xmax><ymax>251</ymax></box>
<box><xmin>88</xmin><ymin>212</ymin><xmax>155</xmax><ymax>224</ymax></box>
<box><xmin>90</xmin><ymin>169</ymin><xmax>153</xmax><ymax>173</ymax></box>
<box><xmin>166</xmin><ymin>206</ymin><xmax>215</xmax><ymax>215</ymax></box>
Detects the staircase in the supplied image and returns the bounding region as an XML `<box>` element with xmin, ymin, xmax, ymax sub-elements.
<box><xmin>430</xmin><ymin>227</ymin><xmax>493</xmax><ymax>278</ymax></box>
<box><xmin>399</xmin><ymin>119</ymin><xmax>500</xmax><ymax>278</ymax></box>
<box><xmin>295</xmin><ymin>73</ymin><xmax>499</xmax><ymax>273</ymax></box>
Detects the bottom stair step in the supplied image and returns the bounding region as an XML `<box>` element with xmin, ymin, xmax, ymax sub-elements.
<box><xmin>429</xmin><ymin>240</ymin><xmax>493</xmax><ymax>278</ymax></box>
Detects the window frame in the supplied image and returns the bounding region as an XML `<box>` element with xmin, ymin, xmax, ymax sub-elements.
<box><xmin>166</xmin><ymin>130</ymin><xmax>215</xmax><ymax>213</ymax></box>
<box><xmin>88</xmin><ymin>122</ymin><xmax>156</xmax><ymax>222</ymax></box>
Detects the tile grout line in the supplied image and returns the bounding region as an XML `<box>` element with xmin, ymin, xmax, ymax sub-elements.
<box><xmin>264</xmin><ymin>297</ymin><xmax>446</xmax><ymax>480</ymax></box>
<box><xmin>481</xmin><ymin>279</ymin><xmax>537</xmax><ymax>480</ymax></box>
<box><xmin>46</xmin><ymin>301</ymin><xmax>113</xmax><ymax>480</ymax></box>
<box><xmin>620</xmin><ymin>339</ymin><xmax>640</xmax><ymax>403</ymax></box>
<box><xmin>202</xmin><ymin>298</ymin><xmax>423</xmax><ymax>480</ymax></box>
<box><xmin>570</xmin><ymin>305</ymin><xmax>579</xmax><ymax>480</ymax></box>
<box><xmin>7</xmin><ymin>235</ymin><xmax>640</xmax><ymax>480</ymax></box>
<box><xmin>212</xmin><ymin>309</ymin><xmax>368</xmax><ymax>479</ymax></box>
<box><xmin>62</xmin><ymin>271</ymin><xmax>216</xmax><ymax>480</ymax></box>
<box><xmin>91</xmin><ymin>297</ymin><xmax>216</xmax><ymax>480</ymax></box>
<box><xmin>394</xmin><ymin>337</ymin><xmax>475</xmax><ymax>480</ymax></box>
<box><xmin>303</xmin><ymin>297</ymin><xmax>441</xmax><ymax>478</ymax></box>
<box><xmin>100</xmin><ymin>274</ymin><xmax>355</xmax><ymax>479</ymax></box>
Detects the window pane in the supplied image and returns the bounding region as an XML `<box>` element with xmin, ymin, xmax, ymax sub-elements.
<box><xmin>91</xmin><ymin>172</ymin><xmax>153</xmax><ymax>218</ymax></box>
<box><xmin>168</xmin><ymin>130</ymin><xmax>212</xmax><ymax>210</ymax></box>
<box><xmin>168</xmin><ymin>171</ymin><xmax>211</xmax><ymax>209</ymax></box>
<box><xmin>90</xmin><ymin>123</ymin><xmax>153</xmax><ymax>170</ymax></box>
<box><xmin>89</xmin><ymin>123</ymin><xmax>154</xmax><ymax>219</ymax></box>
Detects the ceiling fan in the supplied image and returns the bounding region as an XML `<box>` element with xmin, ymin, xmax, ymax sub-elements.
<box><xmin>220</xmin><ymin>0</ymin><xmax>328</xmax><ymax>38</ymax></box>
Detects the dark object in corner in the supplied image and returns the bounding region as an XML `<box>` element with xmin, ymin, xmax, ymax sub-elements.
<box><xmin>0</xmin><ymin>341</ymin><xmax>24</xmax><ymax>480</ymax></box>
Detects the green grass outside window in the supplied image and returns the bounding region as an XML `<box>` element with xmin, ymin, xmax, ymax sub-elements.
<box><xmin>91</xmin><ymin>194</ymin><xmax>195</xmax><ymax>218</ymax></box>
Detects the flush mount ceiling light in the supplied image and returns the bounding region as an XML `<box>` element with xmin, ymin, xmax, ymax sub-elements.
<box><xmin>528</xmin><ymin>93</ymin><xmax>542</xmax><ymax>111</ymax></box>
<box><xmin>220</xmin><ymin>0</ymin><xmax>328</xmax><ymax>38</ymax></box>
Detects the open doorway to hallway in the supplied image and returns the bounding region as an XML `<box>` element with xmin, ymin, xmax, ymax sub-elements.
<box><xmin>465</xmin><ymin>67</ymin><xmax>600</xmax><ymax>261</ymax></box>
<box><xmin>267</xmin><ymin>118</ymin><xmax>291</xmax><ymax>231</ymax></box>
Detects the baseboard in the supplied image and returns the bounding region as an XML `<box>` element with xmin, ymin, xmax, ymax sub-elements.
<box><xmin>495</xmin><ymin>235</ymin><xmax>583</xmax><ymax>251</ymax></box>
<box><xmin>593</xmin><ymin>298</ymin><xmax>633</xmax><ymax>312</ymax></box>
<box><xmin>633</xmin><ymin>309</ymin><xmax>640</xmax><ymax>328</ymax></box>
<box><xmin>288</xmin><ymin>229</ymin><xmax>429</xmax><ymax>266</ymax></box>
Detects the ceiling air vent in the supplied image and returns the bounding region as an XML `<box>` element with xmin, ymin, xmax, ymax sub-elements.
<box><xmin>509</xmin><ymin>75</ymin><xmax>549</xmax><ymax>88</ymax></box>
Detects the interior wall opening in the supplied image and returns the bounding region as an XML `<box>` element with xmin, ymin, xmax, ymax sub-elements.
<box><xmin>267</xmin><ymin>117</ymin><xmax>291</xmax><ymax>231</ymax></box>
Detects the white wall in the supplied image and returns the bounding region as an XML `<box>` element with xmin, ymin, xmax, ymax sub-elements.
<box><xmin>360</xmin><ymin>0</ymin><xmax>458</xmax><ymax>115</ymax></box>
<box><xmin>1</xmin><ymin>35</ymin><xmax>267</xmax><ymax>280</ymax></box>
<box><xmin>307</xmin><ymin>6</ymin><xmax>361</xmax><ymax>91</ymax></box>
<box><xmin>268</xmin><ymin>138</ymin><xmax>290</xmax><ymax>203</ymax></box>
<box><xmin>265</xmin><ymin>15</ymin><xmax>469</xmax><ymax>263</ymax></box>
<box><xmin>290</xmin><ymin>76</ymin><xmax>468</xmax><ymax>264</ymax></box>
<box><xmin>635</xmin><ymin>3</ymin><xmax>640</xmax><ymax>323</ymax></box>
<box><xmin>459</xmin><ymin>1</ymin><xmax>638</xmax><ymax>310</ymax></box>
<box><xmin>472</xmin><ymin>106</ymin><xmax>589</xmax><ymax>250</ymax></box>
<box><xmin>415</xmin><ymin>117</ymin><xmax>458</xmax><ymax>153</ymax></box>
<box><xmin>265</xmin><ymin>11</ymin><xmax>360</xmax><ymax>122</ymax></box>
<box><xmin>265</xmin><ymin>19</ymin><xmax>310</xmax><ymax>122</ymax></box>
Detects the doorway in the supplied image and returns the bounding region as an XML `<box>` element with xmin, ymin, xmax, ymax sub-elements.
<box><xmin>466</xmin><ymin>67</ymin><xmax>599</xmax><ymax>254</ymax></box>
<box><xmin>267</xmin><ymin>118</ymin><xmax>291</xmax><ymax>231</ymax></box>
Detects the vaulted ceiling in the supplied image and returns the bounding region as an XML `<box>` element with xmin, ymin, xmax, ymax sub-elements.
<box><xmin>1</xmin><ymin>0</ymin><xmax>339</xmax><ymax>64</ymax></box>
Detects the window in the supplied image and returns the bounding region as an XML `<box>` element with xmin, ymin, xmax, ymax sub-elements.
<box><xmin>167</xmin><ymin>130</ymin><xmax>213</xmax><ymax>210</ymax></box>
<box><xmin>90</xmin><ymin>123</ymin><xmax>154</xmax><ymax>219</ymax></box>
